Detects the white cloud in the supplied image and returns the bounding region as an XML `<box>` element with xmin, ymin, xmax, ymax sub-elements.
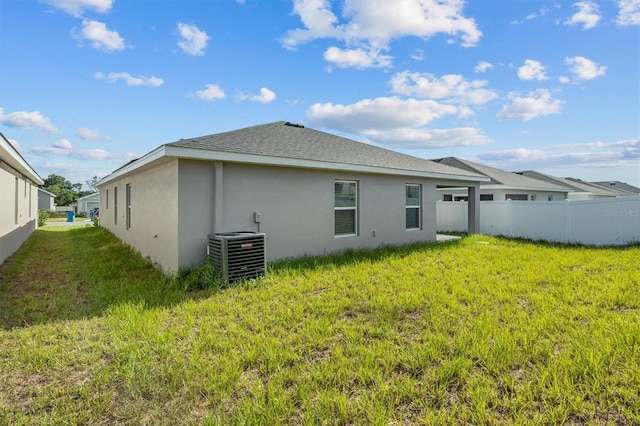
<box><xmin>390</xmin><ymin>71</ymin><xmax>498</xmax><ymax>105</ymax></box>
<box><xmin>617</xmin><ymin>0</ymin><xmax>640</xmax><ymax>25</ymax></box>
<box><xmin>250</xmin><ymin>87</ymin><xmax>276</xmax><ymax>104</ymax></box>
<box><xmin>365</xmin><ymin>127</ymin><xmax>493</xmax><ymax>148</ymax></box>
<box><xmin>194</xmin><ymin>84</ymin><xmax>226</xmax><ymax>101</ymax></box>
<box><xmin>281</xmin><ymin>0</ymin><xmax>481</xmax><ymax>68</ymax></box>
<box><xmin>324</xmin><ymin>46</ymin><xmax>392</xmax><ymax>68</ymax></box>
<box><xmin>176</xmin><ymin>22</ymin><xmax>210</xmax><ymax>56</ymax></box>
<box><xmin>307</xmin><ymin>97</ymin><xmax>462</xmax><ymax>132</ymax></box>
<box><xmin>565</xmin><ymin>1</ymin><xmax>601</xmax><ymax>30</ymax></box>
<box><xmin>95</xmin><ymin>72</ymin><xmax>164</xmax><ymax>87</ymax></box>
<box><xmin>76</xmin><ymin>127</ymin><xmax>107</xmax><ymax>140</ymax></box>
<box><xmin>41</xmin><ymin>0</ymin><xmax>113</xmax><ymax>17</ymax></box>
<box><xmin>7</xmin><ymin>138</ymin><xmax>22</xmax><ymax>153</ymax></box>
<box><xmin>565</xmin><ymin>56</ymin><xmax>607</xmax><ymax>80</ymax></box>
<box><xmin>517</xmin><ymin>59</ymin><xmax>549</xmax><ymax>81</ymax></box>
<box><xmin>474</xmin><ymin>61</ymin><xmax>493</xmax><ymax>73</ymax></box>
<box><xmin>0</xmin><ymin>107</ymin><xmax>58</xmax><ymax>133</ymax></box>
<box><xmin>478</xmin><ymin>139</ymin><xmax>640</xmax><ymax>169</ymax></box>
<box><xmin>526</xmin><ymin>6</ymin><xmax>550</xmax><ymax>21</ymax></box>
<box><xmin>496</xmin><ymin>89</ymin><xmax>563</xmax><ymax>121</ymax></box>
<box><xmin>73</xmin><ymin>20</ymin><xmax>125</xmax><ymax>52</ymax></box>
<box><xmin>30</xmin><ymin>139</ymin><xmax>126</xmax><ymax>161</ymax></box>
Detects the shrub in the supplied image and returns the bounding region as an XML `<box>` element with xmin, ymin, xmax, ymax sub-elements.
<box><xmin>38</xmin><ymin>209</ymin><xmax>49</xmax><ymax>227</ymax></box>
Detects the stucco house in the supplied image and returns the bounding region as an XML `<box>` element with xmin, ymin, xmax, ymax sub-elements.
<box><xmin>516</xmin><ymin>171</ymin><xmax>618</xmax><ymax>200</ymax></box>
<box><xmin>75</xmin><ymin>192</ymin><xmax>100</xmax><ymax>214</ymax></box>
<box><xmin>97</xmin><ymin>121</ymin><xmax>488</xmax><ymax>273</ymax></box>
<box><xmin>432</xmin><ymin>157</ymin><xmax>568</xmax><ymax>202</ymax></box>
<box><xmin>588</xmin><ymin>181</ymin><xmax>640</xmax><ymax>197</ymax></box>
<box><xmin>1</xmin><ymin>132</ymin><xmax>43</xmax><ymax>265</ymax></box>
<box><xmin>38</xmin><ymin>188</ymin><xmax>56</xmax><ymax>211</ymax></box>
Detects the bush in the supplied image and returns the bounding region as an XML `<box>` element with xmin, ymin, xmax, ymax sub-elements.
<box><xmin>38</xmin><ymin>209</ymin><xmax>49</xmax><ymax>227</ymax></box>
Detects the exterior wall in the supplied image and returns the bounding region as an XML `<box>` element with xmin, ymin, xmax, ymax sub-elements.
<box><xmin>1</xmin><ymin>166</ymin><xmax>38</xmax><ymax>264</ymax></box>
<box><xmin>438</xmin><ymin>188</ymin><xmax>567</xmax><ymax>201</ymax></box>
<box><xmin>205</xmin><ymin>162</ymin><xmax>439</xmax><ymax>262</ymax></box>
<box><xmin>99</xmin><ymin>159</ymin><xmax>180</xmax><ymax>272</ymax></box>
<box><xmin>436</xmin><ymin>197</ymin><xmax>640</xmax><ymax>245</ymax></box>
<box><xmin>38</xmin><ymin>190</ymin><xmax>55</xmax><ymax>211</ymax></box>
<box><xmin>99</xmin><ymin>158</ymin><xmax>475</xmax><ymax>273</ymax></box>
<box><xmin>77</xmin><ymin>193</ymin><xmax>100</xmax><ymax>214</ymax></box>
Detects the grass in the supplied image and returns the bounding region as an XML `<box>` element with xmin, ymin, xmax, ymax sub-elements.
<box><xmin>0</xmin><ymin>227</ymin><xmax>639</xmax><ymax>424</ymax></box>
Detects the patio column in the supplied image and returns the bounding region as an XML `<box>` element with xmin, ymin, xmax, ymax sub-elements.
<box><xmin>468</xmin><ymin>185</ymin><xmax>480</xmax><ymax>234</ymax></box>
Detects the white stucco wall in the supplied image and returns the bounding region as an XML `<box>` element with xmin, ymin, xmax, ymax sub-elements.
<box><xmin>99</xmin><ymin>157</ymin><xmax>479</xmax><ymax>273</ymax></box>
<box><xmin>99</xmin><ymin>159</ymin><xmax>180</xmax><ymax>272</ymax></box>
<box><xmin>181</xmin><ymin>161</ymin><xmax>441</xmax><ymax>263</ymax></box>
<box><xmin>1</xmin><ymin>166</ymin><xmax>38</xmax><ymax>264</ymax></box>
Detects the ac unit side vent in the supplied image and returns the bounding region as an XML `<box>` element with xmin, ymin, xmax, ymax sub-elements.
<box><xmin>207</xmin><ymin>232</ymin><xmax>266</xmax><ymax>282</ymax></box>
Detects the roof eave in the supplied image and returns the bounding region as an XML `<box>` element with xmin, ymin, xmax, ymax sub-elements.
<box><xmin>97</xmin><ymin>145</ymin><xmax>489</xmax><ymax>185</ymax></box>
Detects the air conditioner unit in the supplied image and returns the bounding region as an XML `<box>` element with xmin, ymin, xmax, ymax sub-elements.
<box><xmin>208</xmin><ymin>232</ymin><xmax>266</xmax><ymax>282</ymax></box>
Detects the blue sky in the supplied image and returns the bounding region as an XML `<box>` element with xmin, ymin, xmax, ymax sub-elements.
<box><xmin>1</xmin><ymin>0</ymin><xmax>639</xmax><ymax>188</ymax></box>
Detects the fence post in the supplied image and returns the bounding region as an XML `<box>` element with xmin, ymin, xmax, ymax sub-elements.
<box><xmin>563</xmin><ymin>199</ymin><xmax>571</xmax><ymax>243</ymax></box>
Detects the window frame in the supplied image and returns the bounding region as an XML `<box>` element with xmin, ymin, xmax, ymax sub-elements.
<box><xmin>405</xmin><ymin>184</ymin><xmax>421</xmax><ymax>230</ymax></box>
<box><xmin>126</xmin><ymin>183</ymin><xmax>131</xmax><ymax>230</ymax></box>
<box><xmin>334</xmin><ymin>180</ymin><xmax>358</xmax><ymax>237</ymax></box>
<box><xmin>114</xmin><ymin>186</ymin><xmax>118</xmax><ymax>225</ymax></box>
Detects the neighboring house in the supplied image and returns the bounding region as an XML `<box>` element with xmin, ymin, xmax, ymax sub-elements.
<box><xmin>38</xmin><ymin>188</ymin><xmax>56</xmax><ymax>211</ymax></box>
<box><xmin>75</xmin><ymin>192</ymin><xmax>100</xmax><ymax>214</ymax></box>
<box><xmin>588</xmin><ymin>181</ymin><xmax>640</xmax><ymax>197</ymax></box>
<box><xmin>517</xmin><ymin>171</ymin><xmax>618</xmax><ymax>200</ymax></box>
<box><xmin>0</xmin><ymin>132</ymin><xmax>44</xmax><ymax>265</ymax></box>
<box><xmin>97</xmin><ymin>121</ymin><xmax>488</xmax><ymax>273</ymax></box>
<box><xmin>432</xmin><ymin>157</ymin><xmax>568</xmax><ymax>201</ymax></box>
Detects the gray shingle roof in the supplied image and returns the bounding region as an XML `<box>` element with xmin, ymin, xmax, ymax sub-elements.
<box><xmin>432</xmin><ymin>157</ymin><xmax>567</xmax><ymax>191</ymax></box>
<box><xmin>166</xmin><ymin>121</ymin><xmax>484</xmax><ymax>179</ymax></box>
<box><xmin>519</xmin><ymin>171</ymin><xmax>618</xmax><ymax>196</ymax></box>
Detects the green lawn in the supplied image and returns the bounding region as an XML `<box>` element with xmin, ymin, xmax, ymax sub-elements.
<box><xmin>0</xmin><ymin>227</ymin><xmax>638</xmax><ymax>425</ymax></box>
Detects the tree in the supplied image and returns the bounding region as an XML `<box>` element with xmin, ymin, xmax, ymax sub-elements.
<box><xmin>41</xmin><ymin>174</ymin><xmax>85</xmax><ymax>206</ymax></box>
<box><xmin>85</xmin><ymin>176</ymin><xmax>100</xmax><ymax>192</ymax></box>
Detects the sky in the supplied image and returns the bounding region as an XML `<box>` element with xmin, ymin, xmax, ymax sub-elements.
<box><xmin>1</xmin><ymin>0</ymin><xmax>639</xmax><ymax>189</ymax></box>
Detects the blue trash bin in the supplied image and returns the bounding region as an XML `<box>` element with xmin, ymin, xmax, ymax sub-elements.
<box><xmin>66</xmin><ymin>211</ymin><xmax>75</xmax><ymax>222</ymax></box>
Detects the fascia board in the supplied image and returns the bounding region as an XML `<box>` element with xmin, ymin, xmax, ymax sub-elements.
<box><xmin>0</xmin><ymin>134</ymin><xmax>44</xmax><ymax>185</ymax></box>
<box><xmin>165</xmin><ymin>146</ymin><xmax>490</xmax><ymax>183</ymax></box>
<box><xmin>98</xmin><ymin>145</ymin><xmax>490</xmax><ymax>185</ymax></box>
<box><xmin>97</xmin><ymin>145</ymin><xmax>167</xmax><ymax>186</ymax></box>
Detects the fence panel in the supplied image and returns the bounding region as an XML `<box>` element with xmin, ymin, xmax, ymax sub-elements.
<box><xmin>436</xmin><ymin>196</ymin><xmax>639</xmax><ymax>245</ymax></box>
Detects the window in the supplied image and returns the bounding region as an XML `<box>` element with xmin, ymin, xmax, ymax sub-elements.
<box><xmin>14</xmin><ymin>177</ymin><xmax>18</xmax><ymax>224</ymax></box>
<box><xmin>406</xmin><ymin>184</ymin><xmax>421</xmax><ymax>230</ymax></box>
<box><xmin>114</xmin><ymin>186</ymin><xmax>118</xmax><ymax>225</ymax></box>
<box><xmin>443</xmin><ymin>194</ymin><xmax>453</xmax><ymax>202</ymax></box>
<box><xmin>455</xmin><ymin>196</ymin><xmax>468</xmax><ymax>202</ymax></box>
<box><xmin>126</xmin><ymin>184</ymin><xmax>131</xmax><ymax>230</ymax></box>
<box><xmin>335</xmin><ymin>180</ymin><xmax>357</xmax><ymax>236</ymax></box>
<box><xmin>480</xmin><ymin>194</ymin><xmax>494</xmax><ymax>201</ymax></box>
<box><xmin>506</xmin><ymin>194</ymin><xmax>528</xmax><ymax>201</ymax></box>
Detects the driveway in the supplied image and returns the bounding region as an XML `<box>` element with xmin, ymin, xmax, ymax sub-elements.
<box><xmin>44</xmin><ymin>219</ymin><xmax>94</xmax><ymax>228</ymax></box>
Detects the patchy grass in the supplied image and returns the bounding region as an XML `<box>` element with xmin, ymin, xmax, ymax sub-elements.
<box><xmin>0</xmin><ymin>227</ymin><xmax>638</xmax><ymax>424</ymax></box>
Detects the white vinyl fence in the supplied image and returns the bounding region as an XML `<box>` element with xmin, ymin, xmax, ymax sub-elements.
<box><xmin>437</xmin><ymin>196</ymin><xmax>640</xmax><ymax>246</ymax></box>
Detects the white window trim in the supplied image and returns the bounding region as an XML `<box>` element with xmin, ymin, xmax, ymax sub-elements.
<box><xmin>406</xmin><ymin>184</ymin><xmax>421</xmax><ymax>231</ymax></box>
<box><xmin>334</xmin><ymin>180</ymin><xmax>358</xmax><ymax>237</ymax></box>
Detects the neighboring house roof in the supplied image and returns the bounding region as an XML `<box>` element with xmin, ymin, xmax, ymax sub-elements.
<box><xmin>588</xmin><ymin>181</ymin><xmax>640</xmax><ymax>196</ymax></box>
<box><xmin>432</xmin><ymin>157</ymin><xmax>567</xmax><ymax>192</ymax></box>
<box><xmin>0</xmin><ymin>132</ymin><xmax>44</xmax><ymax>185</ymax></box>
<box><xmin>517</xmin><ymin>171</ymin><xmax>618</xmax><ymax>197</ymax></box>
<box><xmin>38</xmin><ymin>188</ymin><xmax>56</xmax><ymax>197</ymax></box>
<box><xmin>100</xmin><ymin>121</ymin><xmax>489</xmax><ymax>185</ymax></box>
<box><xmin>76</xmin><ymin>192</ymin><xmax>100</xmax><ymax>202</ymax></box>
